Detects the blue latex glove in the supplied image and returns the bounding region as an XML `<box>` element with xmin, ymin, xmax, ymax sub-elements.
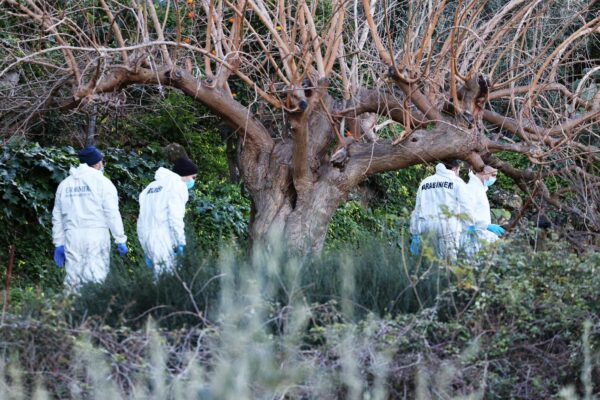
<box><xmin>53</xmin><ymin>245</ymin><xmax>65</xmax><ymax>268</ymax></box>
<box><xmin>487</xmin><ymin>224</ymin><xmax>505</xmax><ymax>236</ymax></box>
<box><xmin>116</xmin><ymin>243</ymin><xmax>128</xmax><ymax>257</ymax></box>
<box><xmin>174</xmin><ymin>244</ymin><xmax>185</xmax><ymax>255</ymax></box>
<box><xmin>409</xmin><ymin>235</ymin><xmax>421</xmax><ymax>255</ymax></box>
<box><xmin>144</xmin><ymin>255</ymin><xmax>153</xmax><ymax>268</ymax></box>
<box><xmin>466</xmin><ymin>225</ymin><xmax>478</xmax><ymax>245</ymax></box>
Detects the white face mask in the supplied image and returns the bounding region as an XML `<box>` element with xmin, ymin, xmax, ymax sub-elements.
<box><xmin>485</xmin><ymin>177</ymin><xmax>496</xmax><ymax>187</ymax></box>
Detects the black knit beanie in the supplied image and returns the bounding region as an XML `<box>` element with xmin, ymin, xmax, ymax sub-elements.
<box><xmin>441</xmin><ymin>158</ymin><xmax>461</xmax><ymax>170</ymax></box>
<box><xmin>78</xmin><ymin>146</ymin><xmax>103</xmax><ymax>166</ymax></box>
<box><xmin>172</xmin><ymin>157</ymin><xmax>198</xmax><ymax>176</ymax></box>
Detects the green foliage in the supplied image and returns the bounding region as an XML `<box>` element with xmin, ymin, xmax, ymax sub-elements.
<box><xmin>307</xmin><ymin>240</ymin><xmax>451</xmax><ymax>316</ymax></box>
<box><xmin>112</xmin><ymin>91</ymin><xmax>228</xmax><ymax>177</ymax></box>
<box><xmin>70</xmin><ymin>236</ymin><xmax>444</xmax><ymax>328</ymax></box>
<box><xmin>0</xmin><ymin>142</ymin><xmax>77</xmax><ymax>286</ymax></box>
<box><xmin>325</xmin><ymin>165</ymin><xmax>431</xmax><ymax>249</ymax></box>
<box><xmin>375</xmin><ymin>120</ymin><xmax>405</xmax><ymax>140</ymax></box>
<box><xmin>454</xmin><ymin>239</ymin><xmax>600</xmax><ymax>398</ymax></box>
<box><xmin>369</xmin><ymin>164</ymin><xmax>432</xmax><ymax>213</ymax></box>
<box><xmin>0</xmin><ymin>142</ymin><xmax>75</xmax><ymax>229</ymax></box>
<box><xmin>188</xmin><ymin>180</ymin><xmax>250</xmax><ymax>250</ymax></box>
<box><xmin>103</xmin><ymin>146</ymin><xmax>168</xmax><ymax>205</ymax></box>
<box><xmin>325</xmin><ymin>201</ymin><xmax>393</xmax><ymax>246</ymax></box>
<box><xmin>102</xmin><ymin>90</ymin><xmax>230</xmax><ymax>182</ymax></box>
<box><xmin>493</xmin><ymin>151</ymin><xmax>529</xmax><ymax>191</ymax></box>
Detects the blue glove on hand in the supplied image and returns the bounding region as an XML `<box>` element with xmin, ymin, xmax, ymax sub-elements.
<box><xmin>487</xmin><ymin>224</ymin><xmax>505</xmax><ymax>236</ymax></box>
<box><xmin>409</xmin><ymin>235</ymin><xmax>421</xmax><ymax>255</ymax></box>
<box><xmin>144</xmin><ymin>255</ymin><xmax>153</xmax><ymax>268</ymax></box>
<box><xmin>466</xmin><ymin>225</ymin><xmax>478</xmax><ymax>244</ymax></box>
<box><xmin>174</xmin><ymin>244</ymin><xmax>185</xmax><ymax>255</ymax></box>
<box><xmin>53</xmin><ymin>245</ymin><xmax>65</xmax><ymax>268</ymax></box>
<box><xmin>117</xmin><ymin>243</ymin><xmax>128</xmax><ymax>257</ymax></box>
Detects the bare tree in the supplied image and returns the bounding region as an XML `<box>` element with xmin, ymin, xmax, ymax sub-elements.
<box><xmin>0</xmin><ymin>0</ymin><xmax>598</xmax><ymax>254</ymax></box>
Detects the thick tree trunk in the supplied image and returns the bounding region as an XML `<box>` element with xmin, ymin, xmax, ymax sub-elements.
<box><xmin>283</xmin><ymin>179</ymin><xmax>346</xmax><ymax>255</ymax></box>
<box><xmin>246</xmin><ymin>132</ymin><xmax>348</xmax><ymax>255</ymax></box>
<box><xmin>249</xmin><ymin>166</ymin><xmax>346</xmax><ymax>255</ymax></box>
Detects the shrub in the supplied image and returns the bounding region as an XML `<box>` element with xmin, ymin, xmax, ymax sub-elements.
<box><xmin>0</xmin><ymin>236</ymin><xmax>598</xmax><ymax>399</ymax></box>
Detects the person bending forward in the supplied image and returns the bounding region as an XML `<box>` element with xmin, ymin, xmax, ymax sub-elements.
<box><xmin>409</xmin><ymin>159</ymin><xmax>475</xmax><ymax>262</ymax></box>
<box><xmin>461</xmin><ymin>165</ymin><xmax>504</xmax><ymax>257</ymax></box>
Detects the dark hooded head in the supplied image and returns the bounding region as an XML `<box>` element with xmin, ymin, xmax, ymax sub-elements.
<box><xmin>172</xmin><ymin>157</ymin><xmax>198</xmax><ymax>177</ymax></box>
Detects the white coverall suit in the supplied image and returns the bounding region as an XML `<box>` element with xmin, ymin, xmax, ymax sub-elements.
<box><xmin>461</xmin><ymin>171</ymin><xmax>498</xmax><ymax>256</ymax></box>
<box><xmin>137</xmin><ymin>167</ymin><xmax>189</xmax><ymax>273</ymax></box>
<box><xmin>409</xmin><ymin>163</ymin><xmax>474</xmax><ymax>261</ymax></box>
<box><xmin>52</xmin><ymin>164</ymin><xmax>127</xmax><ymax>288</ymax></box>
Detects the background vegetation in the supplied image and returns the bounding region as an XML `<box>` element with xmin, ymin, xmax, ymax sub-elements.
<box><xmin>0</xmin><ymin>90</ymin><xmax>598</xmax><ymax>398</ymax></box>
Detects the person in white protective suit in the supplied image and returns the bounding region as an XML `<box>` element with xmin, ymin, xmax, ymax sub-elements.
<box><xmin>409</xmin><ymin>159</ymin><xmax>475</xmax><ymax>262</ymax></box>
<box><xmin>137</xmin><ymin>157</ymin><xmax>198</xmax><ymax>273</ymax></box>
<box><xmin>52</xmin><ymin>146</ymin><xmax>128</xmax><ymax>290</ymax></box>
<box><xmin>461</xmin><ymin>165</ymin><xmax>505</xmax><ymax>257</ymax></box>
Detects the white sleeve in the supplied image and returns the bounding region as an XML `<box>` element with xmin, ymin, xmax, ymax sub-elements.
<box><xmin>136</xmin><ymin>190</ymin><xmax>145</xmax><ymax>240</ymax></box>
<box><xmin>470</xmin><ymin>191</ymin><xmax>488</xmax><ymax>228</ymax></box>
<box><xmin>103</xmin><ymin>179</ymin><xmax>127</xmax><ymax>244</ymax></box>
<box><xmin>168</xmin><ymin>185</ymin><xmax>188</xmax><ymax>246</ymax></box>
<box><xmin>51</xmin><ymin>184</ymin><xmax>65</xmax><ymax>247</ymax></box>
<box><xmin>455</xmin><ymin>180</ymin><xmax>476</xmax><ymax>226</ymax></box>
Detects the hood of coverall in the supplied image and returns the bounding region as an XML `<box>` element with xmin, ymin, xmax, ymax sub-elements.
<box><xmin>69</xmin><ymin>164</ymin><xmax>103</xmax><ymax>193</ymax></box>
<box><xmin>434</xmin><ymin>163</ymin><xmax>460</xmax><ymax>179</ymax></box>
<box><xmin>154</xmin><ymin>166</ymin><xmax>185</xmax><ymax>183</ymax></box>
<box><xmin>69</xmin><ymin>163</ymin><xmax>102</xmax><ymax>178</ymax></box>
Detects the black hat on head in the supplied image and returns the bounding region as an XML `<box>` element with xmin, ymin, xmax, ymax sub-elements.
<box><xmin>172</xmin><ymin>157</ymin><xmax>198</xmax><ymax>177</ymax></box>
<box><xmin>441</xmin><ymin>158</ymin><xmax>461</xmax><ymax>170</ymax></box>
<box><xmin>78</xmin><ymin>146</ymin><xmax>103</xmax><ymax>166</ymax></box>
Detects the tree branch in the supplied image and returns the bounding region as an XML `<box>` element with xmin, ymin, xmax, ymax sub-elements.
<box><xmin>5</xmin><ymin>0</ymin><xmax>81</xmax><ymax>82</ymax></box>
<box><xmin>99</xmin><ymin>0</ymin><xmax>129</xmax><ymax>63</ymax></box>
<box><xmin>336</xmin><ymin>88</ymin><xmax>427</xmax><ymax>128</ymax></box>
<box><xmin>342</xmin><ymin>122</ymin><xmax>475</xmax><ymax>184</ymax></box>
<box><xmin>489</xmin><ymin>83</ymin><xmax>592</xmax><ymax>110</ymax></box>
<box><xmin>146</xmin><ymin>0</ymin><xmax>173</xmax><ymax>67</ymax></box>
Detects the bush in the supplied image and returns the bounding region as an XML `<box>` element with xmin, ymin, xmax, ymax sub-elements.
<box><xmin>69</xmin><ymin>233</ymin><xmax>458</xmax><ymax>330</ymax></box>
<box><xmin>1</xmin><ymin>235</ymin><xmax>599</xmax><ymax>399</ymax></box>
<box><xmin>187</xmin><ymin>180</ymin><xmax>250</xmax><ymax>251</ymax></box>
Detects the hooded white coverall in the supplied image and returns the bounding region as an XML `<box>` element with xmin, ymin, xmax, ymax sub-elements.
<box><xmin>409</xmin><ymin>163</ymin><xmax>474</xmax><ymax>261</ymax></box>
<box><xmin>461</xmin><ymin>171</ymin><xmax>498</xmax><ymax>256</ymax></box>
<box><xmin>137</xmin><ymin>167</ymin><xmax>189</xmax><ymax>272</ymax></box>
<box><xmin>52</xmin><ymin>164</ymin><xmax>127</xmax><ymax>288</ymax></box>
